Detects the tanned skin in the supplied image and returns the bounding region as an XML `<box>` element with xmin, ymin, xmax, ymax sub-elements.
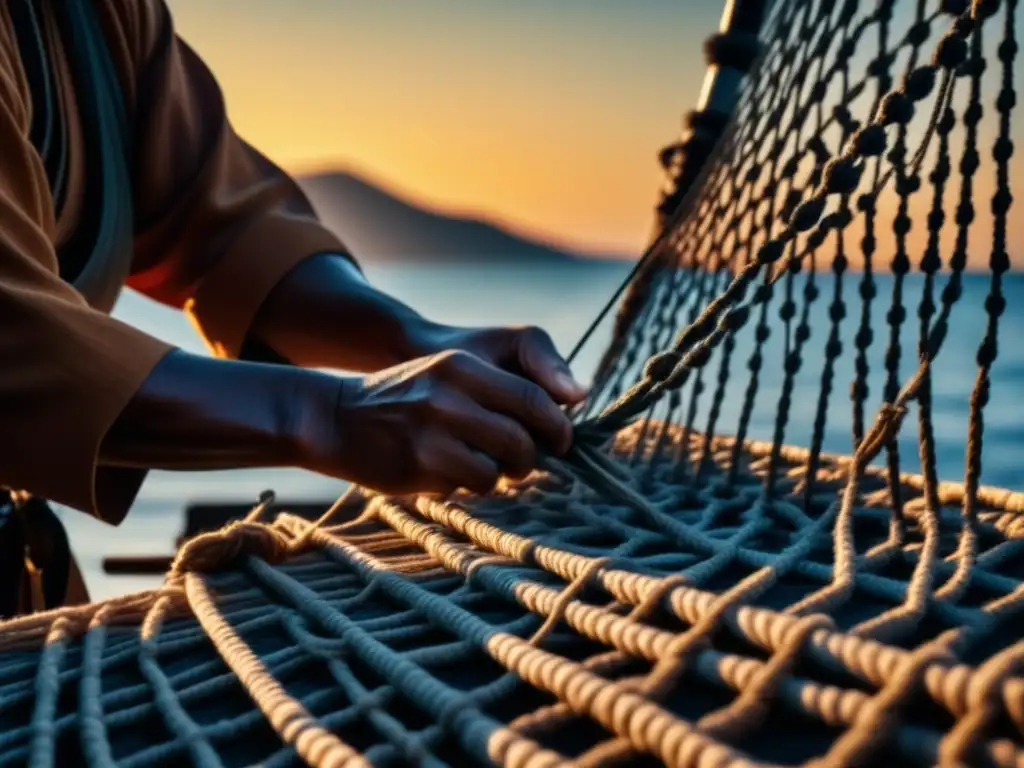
<box><xmin>101</xmin><ymin>253</ymin><xmax>587</xmax><ymax>497</ymax></box>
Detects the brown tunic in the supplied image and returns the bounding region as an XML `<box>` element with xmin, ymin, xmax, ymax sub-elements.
<box><xmin>0</xmin><ymin>0</ymin><xmax>346</xmax><ymax>522</ymax></box>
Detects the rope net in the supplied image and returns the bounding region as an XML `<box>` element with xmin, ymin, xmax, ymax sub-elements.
<box><xmin>1</xmin><ymin>0</ymin><xmax>1022</xmax><ymax>765</ymax></box>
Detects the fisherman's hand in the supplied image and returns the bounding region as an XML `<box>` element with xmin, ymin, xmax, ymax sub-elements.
<box><xmin>411</xmin><ymin>325</ymin><xmax>588</xmax><ymax>406</ymax></box>
<box><xmin>300</xmin><ymin>347</ymin><xmax>581</xmax><ymax>496</ymax></box>
<box><xmin>249</xmin><ymin>253</ymin><xmax>591</xmax><ymax>400</ymax></box>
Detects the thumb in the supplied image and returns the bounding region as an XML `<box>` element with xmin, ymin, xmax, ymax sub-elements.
<box><xmin>514</xmin><ymin>328</ymin><xmax>588</xmax><ymax>405</ymax></box>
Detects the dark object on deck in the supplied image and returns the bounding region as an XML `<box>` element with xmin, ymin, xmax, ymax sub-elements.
<box><xmin>0</xmin><ymin>493</ymin><xmax>90</xmax><ymax>615</ymax></box>
<box><xmin>101</xmin><ymin>555</ymin><xmax>172</xmax><ymax>575</ymax></box>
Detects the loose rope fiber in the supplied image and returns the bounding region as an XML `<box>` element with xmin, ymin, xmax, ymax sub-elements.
<box><xmin>2</xmin><ymin>0</ymin><xmax>1022</xmax><ymax>765</ymax></box>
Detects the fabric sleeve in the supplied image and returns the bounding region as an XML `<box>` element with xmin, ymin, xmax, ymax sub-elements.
<box><xmin>0</xmin><ymin>81</ymin><xmax>173</xmax><ymax>523</ymax></box>
<box><xmin>114</xmin><ymin>0</ymin><xmax>350</xmax><ymax>359</ymax></box>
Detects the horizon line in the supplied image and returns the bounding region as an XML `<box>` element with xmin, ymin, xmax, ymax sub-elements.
<box><xmin>290</xmin><ymin>158</ymin><xmax>647</xmax><ymax>261</ymax></box>
<box><xmin>290</xmin><ymin>160</ymin><xmax>1024</xmax><ymax>275</ymax></box>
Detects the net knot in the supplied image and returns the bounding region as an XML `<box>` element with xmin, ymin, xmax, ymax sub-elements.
<box><xmin>756</xmin><ymin>239</ymin><xmax>786</xmax><ymax>264</ymax></box>
<box><xmin>855</xmin><ymin>403</ymin><xmax>909</xmax><ymax>465</ymax></box>
<box><xmin>904</xmin><ymin>65</ymin><xmax>938</xmax><ymax>101</ymax></box>
<box><xmin>934</xmin><ymin>34</ymin><xmax>970</xmax><ymax>69</ymax></box>
<box><xmin>851</xmin><ymin>124</ymin><xmax>887</xmax><ymax>156</ymax></box>
<box><xmin>972</xmin><ymin>0</ymin><xmax>1001</xmax><ymax>20</ymax></box>
<box><xmin>993</xmin><ymin>136</ymin><xmax>1014</xmax><ymax>162</ymax></box>
<box><xmin>170</xmin><ymin>521</ymin><xmax>296</xmax><ymax>575</ymax></box>
<box><xmin>789</xmin><ymin>196</ymin><xmax>826</xmax><ymax>231</ymax></box>
<box><xmin>643</xmin><ymin>351</ymin><xmax>681</xmax><ymax>382</ymax></box>
<box><xmin>878</xmin><ymin>91</ymin><xmax>914</xmax><ymax>125</ymax></box>
<box><xmin>722</xmin><ymin>305</ymin><xmax>751</xmax><ymax>331</ymax></box>
<box><xmin>823</xmin><ymin>156</ymin><xmax>864</xmax><ymax>194</ymax></box>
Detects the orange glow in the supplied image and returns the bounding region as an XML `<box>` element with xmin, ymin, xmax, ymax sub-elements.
<box><xmin>165</xmin><ymin>0</ymin><xmax>711</xmax><ymax>257</ymax></box>
<box><xmin>166</xmin><ymin>1</ymin><xmax>1020</xmax><ymax>269</ymax></box>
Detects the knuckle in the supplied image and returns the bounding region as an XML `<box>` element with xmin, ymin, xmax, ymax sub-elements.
<box><xmin>516</xmin><ymin>325</ymin><xmax>557</xmax><ymax>354</ymax></box>
<box><xmin>518</xmin><ymin>325</ymin><xmax>553</xmax><ymax>350</ymax></box>
<box><xmin>521</xmin><ymin>381</ymin><xmax>550</xmax><ymax>418</ymax></box>
<box><xmin>422</xmin><ymin>389</ymin><xmax>456</xmax><ymax>421</ymax></box>
<box><xmin>433</xmin><ymin>348</ymin><xmax>474</xmax><ymax>376</ymax></box>
<box><xmin>502</xmin><ymin>425</ymin><xmax>536</xmax><ymax>468</ymax></box>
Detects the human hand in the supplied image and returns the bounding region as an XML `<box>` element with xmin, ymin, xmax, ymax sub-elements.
<box><xmin>299</xmin><ymin>333</ymin><xmax>585</xmax><ymax>496</ymax></box>
<box><xmin>411</xmin><ymin>324</ymin><xmax>588</xmax><ymax>406</ymax></box>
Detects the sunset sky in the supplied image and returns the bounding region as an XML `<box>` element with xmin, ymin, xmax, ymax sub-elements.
<box><xmin>163</xmin><ymin>0</ymin><xmax>720</xmax><ymax>256</ymax></box>
<box><xmin>163</xmin><ymin>1</ymin><xmax>1022</xmax><ymax>267</ymax></box>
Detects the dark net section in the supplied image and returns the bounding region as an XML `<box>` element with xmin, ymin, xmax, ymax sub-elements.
<box><xmin>0</xmin><ymin>430</ymin><xmax>1023</xmax><ymax>767</ymax></box>
<box><xmin>582</xmin><ymin>0</ymin><xmax>1019</xmax><ymax>500</ymax></box>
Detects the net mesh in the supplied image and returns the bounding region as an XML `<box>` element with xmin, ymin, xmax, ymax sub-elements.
<box><xmin>584</xmin><ymin>0</ymin><xmax>1016</xmax><ymax>496</ymax></box>
<box><xmin>1</xmin><ymin>0</ymin><xmax>1022</xmax><ymax>765</ymax></box>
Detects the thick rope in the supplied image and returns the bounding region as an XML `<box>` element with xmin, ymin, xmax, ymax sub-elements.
<box><xmin>1</xmin><ymin>0</ymin><xmax>1020</xmax><ymax>765</ymax></box>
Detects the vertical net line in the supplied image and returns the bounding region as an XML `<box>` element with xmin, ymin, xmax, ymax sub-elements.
<box><xmin>726</xmin><ymin>0</ymin><xmax>822</xmax><ymax>488</ymax></box>
<box><xmin>693</xmin><ymin>35</ymin><xmax>808</xmax><ymax>483</ymax></box>
<box><xmin>668</xmin><ymin>76</ymin><xmax>788</xmax><ymax>476</ymax></box>
<box><xmin>952</xmin><ymin>0</ymin><xmax>1016</xmax><ymax>594</ymax></box>
<box><xmin>878</xmin><ymin>0</ymin><xmax>932</xmax><ymax>534</ymax></box>
<box><xmin>912</xmin><ymin>19</ymin><xmax>958</xmax><ymax>594</ymax></box>
<box><xmin>625</xmin><ymin>224</ymin><xmax>717</xmax><ymax>467</ymax></box>
<box><xmin>763</xmin><ymin>1</ymin><xmax>846</xmax><ymax>498</ymax></box>
<box><xmin>850</xmin><ymin>0</ymin><xmax>894</xmax><ymax>452</ymax></box>
<box><xmin>690</xmin><ymin>10</ymin><xmax>811</xmax><ymax>480</ymax></box>
<box><xmin>647</xmin><ymin>196</ymin><xmax>747</xmax><ymax>478</ymax></box>
<box><xmin>807</xmin><ymin>0</ymin><xmax>869</xmax><ymax>487</ymax></box>
<box><xmin>666</xmin><ymin>230</ymin><xmax>728</xmax><ymax>480</ymax></box>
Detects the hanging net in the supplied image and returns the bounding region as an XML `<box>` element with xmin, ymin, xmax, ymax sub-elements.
<box><xmin>1</xmin><ymin>0</ymin><xmax>1022</xmax><ymax>765</ymax></box>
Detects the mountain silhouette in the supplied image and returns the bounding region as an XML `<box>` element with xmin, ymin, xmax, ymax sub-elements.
<box><xmin>297</xmin><ymin>170</ymin><xmax>620</xmax><ymax>264</ymax></box>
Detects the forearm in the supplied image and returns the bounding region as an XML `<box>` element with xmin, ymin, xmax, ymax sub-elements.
<box><xmin>99</xmin><ymin>348</ymin><xmax>338</xmax><ymax>471</ymax></box>
<box><xmin>246</xmin><ymin>253</ymin><xmax>445</xmax><ymax>372</ymax></box>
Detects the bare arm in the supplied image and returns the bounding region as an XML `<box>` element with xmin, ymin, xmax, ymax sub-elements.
<box><xmin>243</xmin><ymin>253</ymin><xmax>446</xmax><ymax>372</ymax></box>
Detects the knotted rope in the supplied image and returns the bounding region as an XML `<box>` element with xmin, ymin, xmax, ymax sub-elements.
<box><xmin>1</xmin><ymin>0</ymin><xmax>1021</xmax><ymax>765</ymax></box>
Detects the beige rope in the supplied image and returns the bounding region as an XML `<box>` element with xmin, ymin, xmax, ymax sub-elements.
<box><xmin>1</xmin><ymin>423</ymin><xmax>1022</xmax><ymax>766</ymax></box>
<box><xmin>184</xmin><ymin>572</ymin><xmax>371</xmax><ymax>768</ymax></box>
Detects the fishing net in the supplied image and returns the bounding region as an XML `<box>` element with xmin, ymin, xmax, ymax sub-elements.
<box><xmin>1</xmin><ymin>0</ymin><xmax>1022</xmax><ymax>765</ymax></box>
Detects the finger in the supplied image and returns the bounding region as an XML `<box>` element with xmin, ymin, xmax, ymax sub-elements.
<box><xmin>512</xmin><ymin>327</ymin><xmax>587</xmax><ymax>405</ymax></box>
<box><xmin>440</xmin><ymin>391</ymin><xmax>537</xmax><ymax>477</ymax></box>
<box><xmin>440</xmin><ymin>352</ymin><xmax>573</xmax><ymax>455</ymax></box>
<box><xmin>434</xmin><ymin>438</ymin><xmax>500</xmax><ymax>495</ymax></box>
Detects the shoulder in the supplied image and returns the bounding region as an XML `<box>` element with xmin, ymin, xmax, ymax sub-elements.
<box><xmin>93</xmin><ymin>0</ymin><xmax>172</xmax><ymax>109</ymax></box>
